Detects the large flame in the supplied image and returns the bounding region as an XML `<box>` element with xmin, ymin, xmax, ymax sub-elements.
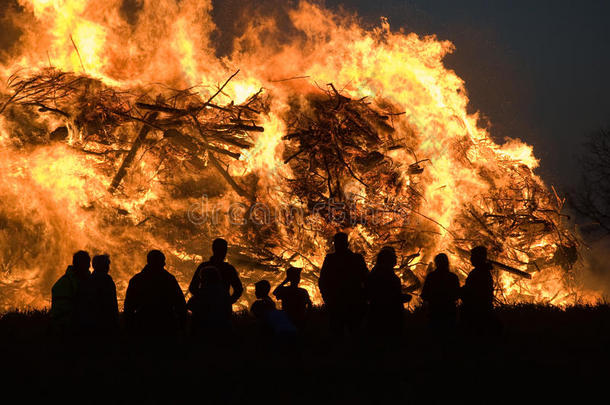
<box><xmin>0</xmin><ymin>0</ymin><xmax>600</xmax><ymax>309</ymax></box>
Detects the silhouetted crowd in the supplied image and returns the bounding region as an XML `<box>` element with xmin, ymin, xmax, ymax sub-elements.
<box><xmin>50</xmin><ymin>232</ymin><xmax>501</xmax><ymax>339</ymax></box>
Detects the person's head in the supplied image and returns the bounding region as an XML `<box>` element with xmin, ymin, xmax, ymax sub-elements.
<box><xmin>255</xmin><ymin>280</ymin><xmax>271</xmax><ymax>299</ymax></box>
<box><xmin>333</xmin><ymin>232</ymin><xmax>349</xmax><ymax>252</ymax></box>
<box><xmin>470</xmin><ymin>246</ymin><xmax>487</xmax><ymax>267</ymax></box>
<box><xmin>147</xmin><ymin>250</ymin><xmax>166</xmax><ymax>269</ymax></box>
<box><xmin>211</xmin><ymin>238</ymin><xmax>228</xmax><ymax>261</ymax></box>
<box><xmin>376</xmin><ymin>246</ymin><xmax>397</xmax><ymax>269</ymax></box>
<box><xmin>286</xmin><ymin>267</ymin><xmax>302</xmax><ymax>285</ymax></box>
<box><xmin>72</xmin><ymin>250</ymin><xmax>91</xmax><ymax>271</ymax></box>
<box><xmin>92</xmin><ymin>254</ymin><xmax>110</xmax><ymax>273</ymax></box>
<box><xmin>434</xmin><ymin>253</ymin><xmax>449</xmax><ymax>272</ymax></box>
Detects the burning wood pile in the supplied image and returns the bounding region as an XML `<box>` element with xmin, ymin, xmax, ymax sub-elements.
<box><xmin>0</xmin><ymin>67</ymin><xmax>588</xmax><ymax>307</ymax></box>
<box><xmin>1</xmin><ymin>68</ymin><xmax>266</xmax><ymax>195</ymax></box>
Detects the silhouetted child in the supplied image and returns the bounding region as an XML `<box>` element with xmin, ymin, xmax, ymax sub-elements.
<box><xmin>90</xmin><ymin>254</ymin><xmax>119</xmax><ymax>334</ymax></box>
<box><xmin>273</xmin><ymin>267</ymin><xmax>312</xmax><ymax>330</ymax></box>
<box><xmin>252</xmin><ymin>279</ymin><xmax>297</xmax><ymax>341</ymax></box>
<box><xmin>421</xmin><ymin>253</ymin><xmax>460</xmax><ymax>334</ymax></box>
<box><xmin>251</xmin><ymin>280</ymin><xmax>276</xmax><ymax>319</ymax></box>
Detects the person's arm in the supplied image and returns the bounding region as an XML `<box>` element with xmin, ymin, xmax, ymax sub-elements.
<box><xmin>460</xmin><ymin>273</ymin><xmax>471</xmax><ymax>301</ymax></box>
<box><xmin>228</xmin><ymin>265</ymin><xmax>243</xmax><ymax>304</ymax></box>
<box><xmin>305</xmin><ymin>291</ymin><xmax>313</xmax><ymax>311</ymax></box>
<box><xmin>357</xmin><ymin>254</ymin><xmax>369</xmax><ymax>283</ymax></box>
<box><xmin>318</xmin><ymin>255</ymin><xmax>330</xmax><ymax>302</ymax></box>
<box><xmin>451</xmin><ymin>274</ymin><xmax>461</xmax><ymax>302</ymax></box>
<box><xmin>272</xmin><ymin>278</ymin><xmax>289</xmax><ymax>299</ymax></box>
<box><xmin>110</xmin><ymin>278</ymin><xmax>119</xmax><ymax>327</ymax></box>
<box><xmin>171</xmin><ymin>277</ymin><xmax>187</xmax><ymax>330</ymax></box>
<box><xmin>420</xmin><ymin>275</ymin><xmax>431</xmax><ymax>302</ymax></box>
<box><xmin>123</xmin><ymin>279</ymin><xmax>136</xmax><ymax>331</ymax></box>
<box><xmin>397</xmin><ymin>276</ymin><xmax>412</xmax><ymax>303</ymax></box>
<box><xmin>486</xmin><ymin>272</ymin><xmax>495</xmax><ymax>304</ymax></box>
<box><xmin>188</xmin><ymin>266</ymin><xmax>200</xmax><ymax>296</ymax></box>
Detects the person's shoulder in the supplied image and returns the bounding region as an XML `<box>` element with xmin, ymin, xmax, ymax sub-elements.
<box><xmin>297</xmin><ymin>287</ymin><xmax>309</xmax><ymax>296</ymax></box>
<box><xmin>425</xmin><ymin>270</ymin><xmax>437</xmax><ymax>279</ymax></box>
<box><xmin>351</xmin><ymin>251</ymin><xmax>365</xmax><ymax>260</ymax></box>
<box><xmin>197</xmin><ymin>261</ymin><xmax>211</xmax><ymax>272</ymax></box>
<box><xmin>131</xmin><ymin>270</ymin><xmax>144</xmax><ymax>280</ymax></box>
<box><xmin>162</xmin><ymin>270</ymin><xmax>178</xmax><ymax>281</ymax></box>
<box><xmin>52</xmin><ymin>273</ymin><xmax>70</xmax><ymax>289</ymax></box>
<box><xmin>223</xmin><ymin>262</ymin><xmax>237</xmax><ymax>273</ymax></box>
<box><xmin>324</xmin><ymin>252</ymin><xmax>338</xmax><ymax>260</ymax></box>
<box><xmin>275</xmin><ymin>285</ymin><xmax>288</xmax><ymax>296</ymax></box>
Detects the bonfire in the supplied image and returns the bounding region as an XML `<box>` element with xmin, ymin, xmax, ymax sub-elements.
<box><xmin>0</xmin><ymin>0</ymin><xmax>597</xmax><ymax>309</ymax></box>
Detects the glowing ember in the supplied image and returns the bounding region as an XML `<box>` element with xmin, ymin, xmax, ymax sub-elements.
<box><xmin>0</xmin><ymin>0</ymin><xmax>600</xmax><ymax>310</ymax></box>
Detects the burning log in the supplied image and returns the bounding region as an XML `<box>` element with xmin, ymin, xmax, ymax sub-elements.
<box><xmin>455</xmin><ymin>247</ymin><xmax>532</xmax><ymax>279</ymax></box>
<box><xmin>109</xmin><ymin>112</ymin><xmax>159</xmax><ymax>194</ymax></box>
<box><xmin>488</xmin><ymin>260</ymin><xmax>532</xmax><ymax>279</ymax></box>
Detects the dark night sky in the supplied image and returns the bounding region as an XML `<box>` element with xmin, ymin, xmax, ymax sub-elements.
<box><xmin>323</xmin><ymin>0</ymin><xmax>610</xmax><ymax>189</ymax></box>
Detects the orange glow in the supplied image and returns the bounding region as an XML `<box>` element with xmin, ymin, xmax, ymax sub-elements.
<box><xmin>0</xmin><ymin>0</ymin><xmax>600</xmax><ymax>310</ymax></box>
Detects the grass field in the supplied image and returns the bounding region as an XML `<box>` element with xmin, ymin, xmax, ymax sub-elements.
<box><xmin>1</xmin><ymin>305</ymin><xmax>609</xmax><ymax>404</ymax></box>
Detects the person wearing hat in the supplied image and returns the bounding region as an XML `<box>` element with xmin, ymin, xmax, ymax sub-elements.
<box><xmin>273</xmin><ymin>267</ymin><xmax>312</xmax><ymax>330</ymax></box>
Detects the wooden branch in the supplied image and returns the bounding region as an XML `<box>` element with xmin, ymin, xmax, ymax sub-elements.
<box><xmin>207</xmin><ymin>152</ymin><xmax>249</xmax><ymax>198</ymax></box>
<box><xmin>69</xmin><ymin>35</ymin><xmax>86</xmax><ymax>73</ymax></box>
<box><xmin>109</xmin><ymin>112</ymin><xmax>159</xmax><ymax>193</ymax></box>
<box><xmin>204</xmin><ymin>69</ymin><xmax>240</xmax><ymax>106</ymax></box>
<box><xmin>489</xmin><ymin>260</ymin><xmax>532</xmax><ymax>279</ymax></box>
<box><xmin>215</xmin><ymin>123</ymin><xmax>264</xmax><ymax>132</ymax></box>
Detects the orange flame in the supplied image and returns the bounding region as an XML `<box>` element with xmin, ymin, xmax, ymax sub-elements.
<box><xmin>0</xmin><ymin>0</ymin><xmax>600</xmax><ymax>310</ymax></box>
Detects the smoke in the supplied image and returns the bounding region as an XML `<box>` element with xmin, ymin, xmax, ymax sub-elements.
<box><xmin>580</xmin><ymin>238</ymin><xmax>610</xmax><ymax>302</ymax></box>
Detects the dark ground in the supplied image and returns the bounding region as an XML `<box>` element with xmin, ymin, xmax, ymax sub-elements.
<box><xmin>1</xmin><ymin>305</ymin><xmax>609</xmax><ymax>404</ymax></box>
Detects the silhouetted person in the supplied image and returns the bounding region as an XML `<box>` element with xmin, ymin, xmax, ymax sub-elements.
<box><xmin>189</xmin><ymin>238</ymin><xmax>243</xmax><ymax>317</ymax></box>
<box><xmin>421</xmin><ymin>253</ymin><xmax>460</xmax><ymax>333</ymax></box>
<box><xmin>461</xmin><ymin>246</ymin><xmax>497</xmax><ymax>335</ymax></box>
<box><xmin>273</xmin><ymin>267</ymin><xmax>312</xmax><ymax>330</ymax></box>
<box><xmin>319</xmin><ymin>232</ymin><xmax>369</xmax><ymax>336</ymax></box>
<box><xmin>89</xmin><ymin>254</ymin><xmax>119</xmax><ymax>334</ymax></box>
<box><xmin>124</xmin><ymin>250</ymin><xmax>187</xmax><ymax>335</ymax></box>
<box><xmin>188</xmin><ymin>264</ymin><xmax>231</xmax><ymax>335</ymax></box>
<box><xmin>252</xmin><ymin>280</ymin><xmax>297</xmax><ymax>342</ymax></box>
<box><xmin>50</xmin><ymin>250</ymin><xmax>92</xmax><ymax>335</ymax></box>
<box><xmin>366</xmin><ymin>246</ymin><xmax>411</xmax><ymax>337</ymax></box>
<box><xmin>251</xmin><ymin>280</ymin><xmax>276</xmax><ymax>320</ymax></box>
